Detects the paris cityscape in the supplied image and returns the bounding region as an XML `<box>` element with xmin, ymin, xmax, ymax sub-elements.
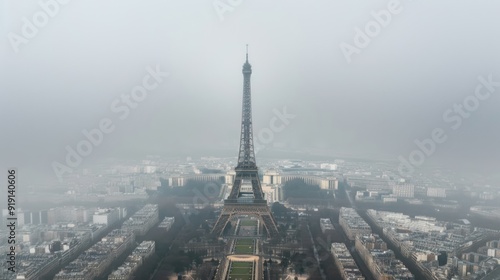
<box><xmin>2</xmin><ymin>1</ymin><xmax>500</xmax><ymax>280</ymax></box>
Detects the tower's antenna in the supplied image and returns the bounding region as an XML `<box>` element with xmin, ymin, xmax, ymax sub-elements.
<box><xmin>246</xmin><ymin>44</ymin><xmax>248</xmax><ymax>62</ymax></box>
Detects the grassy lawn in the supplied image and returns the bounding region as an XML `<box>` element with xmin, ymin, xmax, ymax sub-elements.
<box><xmin>236</xmin><ymin>239</ymin><xmax>254</xmax><ymax>245</ymax></box>
<box><xmin>228</xmin><ymin>275</ymin><xmax>252</xmax><ymax>280</ymax></box>
<box><xmin>233</xmin><ymin>238</ymin><xmax>255</xmax><ymax>254</ymax></box>
<box><xmin>231</xmin><ymin>267</ymin><xmax>252</xmax><ymax>274</ymax></box>
<box><xmin>228</xmin><ymin>261</ymin><xmax>253</xmax><ymax>280</ymax></box>
<box><xmin>234</xmin><ymin>245</ymin><xmax>254</xmax><ymax>254</ymax></box>
<box><xmin>231</xmin><ymin>262</ymin><xmax>253</xmax><ymax>268</ymax></box>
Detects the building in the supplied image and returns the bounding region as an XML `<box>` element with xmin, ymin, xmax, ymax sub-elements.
<box><xmin>108</xmin><ymin>241</ymin><xmax>155</xmax><ymax>280</ymax></box>
<box><xmin>320</xmin><ymin>163</ymin><xmax>338</xmax><ymax>170</ymax></box>
<box><xmin>486</xmin><ymin>240</ymin><xmax>500</xmax><ymax>248</ymax></box>
<box><xmin>487</xmin><ymin>248</ymin><xmax>500</xmax><ymax>258</ymax></box>
<box><xmin>47</xmin><ymin>207</ymin><xmax>90</xmax><ymax>224</ymax></box>
<box><xmin>339</xmin><ymin>208</ymin><xmax>372</xmax><ymax>241</ymax></box>
<box><xmin>381</xmin><ymin>195</ymin><xmax>398</xmax><ymax>203</ymax></box>
<box><xmin>279</xmin><ymin>174</ymin><xmax>339</xmax><ymax>191</ymax></box>
<box><xmin>355</xmin><ymin>234</ymin><xmax>413</xmax><ymax>280</ymax></box>
<box><xmin>55</xmin><ymin>229</ymin><xmax>135</xmax><ymax>280</ymax></box>
<box><xmin>366</xmin><ymin>209</ymin><xmax>499</xmax><ymax>280</ymax></box>
<box><xmin>93</xmin><ymin>208</ymin><xmax>120</xmax><ymax>226</ymax></box>
<box><xmin>122</xmin><ymin>204</ymin><xmax>159</xmax><ymax>236</ymax></box>
<box><xmin>392</xmin><ymin>184</ymin><xmax>415</xmax><ymax>198</ymax></box>
<box><xmin>262</xmin><ymin>170</ymin><xmax>280</xmax><ymax>185</ymax></box>
<box><xmin>319</xmin><ymin>218</ymin><xmax>334</xmax><ymax>234</ymax></box>
<box><xmin>331</xmin><ymin>242</ymin><xmax>364</xmax><ymax>280</ymax></box>
<box><xmin>158</xmin><ymin>217</ymin><xmax>175</xmax><ymax>232</ymax></box>
<box><xmin>17</xmin><ymin>210</ymin><xmax>49</xmax><ymax>226</ymax></box>
<box><xmin>165</xmin><ymin>174</ymin><xmax>224</xmax><ymax>187</ymax></box>
<box><xmin>427</xmin><ymin>187</ymin><xmax>446</xmax><ymax>198</ymax></box>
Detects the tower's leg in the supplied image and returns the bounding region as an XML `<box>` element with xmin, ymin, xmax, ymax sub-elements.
<box><xmin>212</xmin><ymin>212</ymin><xmax>231</xmax><ymax>236</ymax></box>
<box><xmin>261</xmin><ymin>213</ymin><xmax>279</xmax><ymax>238</ymax></box>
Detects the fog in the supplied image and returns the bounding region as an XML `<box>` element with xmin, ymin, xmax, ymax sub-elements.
<box><xmin>1</xmin><ymin>0</ymin><xmax>500</xmax><ymax>184</ymax></box>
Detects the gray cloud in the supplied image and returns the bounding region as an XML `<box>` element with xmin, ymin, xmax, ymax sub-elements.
<box><xmin>1</xmin><ymin>0</ymin><xmax>500</xmax><ymax>183</ymax></box>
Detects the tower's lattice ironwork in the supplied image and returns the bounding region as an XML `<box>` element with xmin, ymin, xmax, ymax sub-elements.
<box><xmin>212</xmin><ymin>47</ymin><xmax>279</xmax><ymax>238</ymax></box>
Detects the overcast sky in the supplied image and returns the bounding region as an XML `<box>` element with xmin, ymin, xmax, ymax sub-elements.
<box><xmin>1</xmin><ymin>0</ymin><xmax>500</xmax><ymax>184</ymax></box>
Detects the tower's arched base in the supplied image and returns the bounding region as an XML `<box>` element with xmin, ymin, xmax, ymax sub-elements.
<box><xmin>212</xmin><ymin>202</ymin><xmax>279</xmax><ymax>238</ymax></box>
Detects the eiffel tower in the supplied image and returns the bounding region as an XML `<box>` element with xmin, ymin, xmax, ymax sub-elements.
<box><xmin>212</xmin><ymin>47</ymin><xmax>279</xmax><ymax>238</ymax></box>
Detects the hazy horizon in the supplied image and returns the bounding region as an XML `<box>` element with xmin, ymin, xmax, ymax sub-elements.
<box><xmin>2</xmin><ymin>0</ymin><xmax>500</xmax><ymax>184</ymax></box>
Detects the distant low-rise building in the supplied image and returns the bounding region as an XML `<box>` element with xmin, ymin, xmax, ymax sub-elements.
<box><xmin>108</xmin><ymin>241</ymin><xmax>155</xmax><ymax>280</ymax></box>
<box><xmin>355</xmin><ymin>234</ymin><xmax>413</xmax><ymax>280</ymax></box>
<box><xmin>381</xmin><ymin>195</ymin><xmax>397</xmax><ymax>203</ymax></box>
<box><xmin>320</xmin><ymin>163</ymin><xmax>338</xmax><ymax>170</ymax></box>
<box><xmin>427</xmin><ymin>187</ymin><xmax>446</xmax><ymax>198</ymax></box>
<box><xmin>486</xmin><ymin>240</ymin><xmax>500</xmax><ymax>249</ymax></box>
<box><xmin>393</xmin><ymin>184</ymin><xmax>415</xmax><ymax>198</ymax></box>
<box><xmin>93</xmin><ymin>208</ymin><xmax>120</xmax><ymax>226</ymax></box>
<box><xmin>331</xmin><ymin>242</ymin><xmax>364</xmax><ymax>280</ymax></box>
<box><xmin>319</xmin><ymin>218</ymin><xmax>334</xmax><ymax>234</ymax></box>
<box><xmin>122</xmin><ymin>204</ymin><xmax>159</xmax><ymax>236</ymax></box>
<box><xmin>158</xmin><ymin>217</ymin><xmax>175</xmax><ymax>232</ymax></box>
<box><xmin>55</xmin><ymin>229</ymin><xmax>135</xmax><ymax>280</ymax></box>
<box><xmin>339</xmin><ymin>208</ymin><xmax>371</xmax><ymax>241</ymax></box>
<box><xmin>487</xmin><ymin>248</ymin><xmax>500</xmax><ymax>258</ymax></box>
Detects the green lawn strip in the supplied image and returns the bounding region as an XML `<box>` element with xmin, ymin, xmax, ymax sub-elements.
<box><xmin>236</xmin><ymin>239</ymin><xmax>254</xmax><ymax>245</ymax></box>
<box><xmin>228</xmin><ymin>276</ymin><xmax>252</xmax><ymax>280</ymax></box>
<box><xmin>234</xmin><ymin>245</ymin><xmax>254</xmax><ymax>254</ymax></box>
<box><xmin>230</xmin><ymin>267</ymin><xmax>252</xmax><ymax>274</ymax></box>
<box><xmin>229</xmin><ymin>261</ymin><xmax>254</xmax><ymax>280</ymax></box>
<box><xmin>233</xmin><ymin>239</ymin><xmax>255</xmax><ymax>254</ymax></box>
<box><xmin>231</xmin><ymin>262</ymin><xmax>253</xmax><ymax>268</ymax></box>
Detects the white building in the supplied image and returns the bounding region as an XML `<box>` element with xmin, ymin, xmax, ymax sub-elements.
<box><xmin>320</xmin><ymin>218</ymin><xmax>334</xmax><ymax>233</ymax></box>
<box><xmin>427</xmin><ymin>187</ymin><xmax>446</xmax><ymax>198</ymax></box>
<box><xmin>143</xmin><ymin>166</ymin><xmax>157</xmax><ymax>173</ymax></box>
<box><xmin>487</xmin><ymin>248</ymin><xmax>500</xmax><ymax>258</ymax></box>
<box><xmin>158</xmin><ymin>217</ymin><xmax>175</xmax><ymax>232</ymax></box>
<box><xmin>393</xmin><ymin>184</ymin><xmax>415</xmax><ymax>198</ymax></box>
<box><xmin>262</xmin><ymin>170</ymin><xmax>280</xmax><ymax>185</ymax></box>
<box><xmin>320</xmin><ymin>163</ymin><xmax>338</xmax><ymax>170</ymax></box>
<box><xmin>93</xmin><ymin>208</ymin><xmax>120</xmax><ymax>225</ymax></box>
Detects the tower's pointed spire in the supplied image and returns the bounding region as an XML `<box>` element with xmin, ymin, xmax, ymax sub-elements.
<box><xmin>242</xmin><ymin>44</ymin><xmax>252</xmax><ymax>74</ymax></box>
